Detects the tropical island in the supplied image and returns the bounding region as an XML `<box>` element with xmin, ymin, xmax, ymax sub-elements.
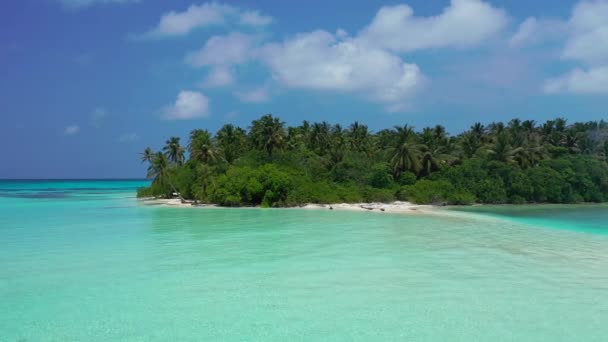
<box><xmin>137</xmin><ymin>115</ymin><xmax>608</xmax><ymax>207</ymax></box>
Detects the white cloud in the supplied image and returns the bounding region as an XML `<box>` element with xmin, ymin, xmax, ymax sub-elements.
<box><xmin>201</xmin><ymin>66</ymin><xmax>234</xmax><ymax>87</ymax></box>
<box><xmin>510</xmin><ymin>17</ymin><xmax>538</xmax><ymax>47</ymax></box>
<box><xmin>544</xmin><ymin>66</ymin><xmax>608</xmax><ymax>94</ymax></box>
<box><xmin>240</xmin><ymin>10</ymin><xmax>273</xmax><ymax>26</ymax></box>
<box><xmin>148</xmin><ymin>3</ymin><xmax>231</xmax><ymax>37</ymax></box>
<box><xmin>562</xmin><ymin>1</ymin><xmax>608</xmax><ymax>65</ymax></box>
<box><xmin>509</xmin><ymin>17</ymin><xmax>566</xmax><ymax>47</ymax></box>
<box><xmin>234</xmin><ymin>87</ymin><xmax>270</xmax><ymax>103</ymax></box>
<box><xmin>60</xmin><ymin>0</ymin><xmax>139</xmax><ymax>9</ymax></box>
<box><xmin>259</xmin><ymin>30</ymin><xmax>424</xmax><ymax>111</ymax></box>
<box><xmin>185</xmin><ymin>32</ymin><xmax>254</xmax><ymax>66</ymax></box>
<box><xmin>172</xmin><ymin>2</ymin><xmax>517</xmax><ymax>111</ymax></box>
<box><xmin>186</xmin><ymin>32</ymin><xmax>255</xmax><ymax>88</ymax></box>
<box><xmin>144</xmin><ymin>3</ymin><xmax>272</xmax><ymax>37</ymax></box>
<box><xmin>357</xmin><ymin>0</ymin><xmax>508</xmax><ymax>52</ymax></box>
<box><xmin>64</xmin><ymin>125</ymin><xmax>80</xmax><ymax>135</ymax></box>
<box><xmin>541</xmin><ymin>1</ymin><xmax>608</xmax><ymax>94</ymax></box>
<box><xmin>336</xmin><ymin>28</ymin><xmax>348</xmax><ymax>39</ymax></box>
<box><xmin>163</xmin><ymin>91</ymin><xmax>210</xmax><ymax>120</ymax></box>
<box><xmin>563</xmin><ymin>29</ymin><xmax>608</xmax><ymax>66</ymax></box>
<box><xmin>119</xmin><ymin>133</ymin><xmax>140</xmax><ymax>142</ymax></box>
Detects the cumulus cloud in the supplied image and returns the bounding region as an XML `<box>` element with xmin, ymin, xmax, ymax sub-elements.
<box><xmin>542</xmin><ymin>0</ymin><xmax>608</xmax><ymax>94</ymax></box>
<box><xmin>259</xmin><ymin>30</ymin><xmax>425</xmax><ymax>111</ymax></box>
<box><xmin>163</xmin><ymin>91</ymin><xmax>210</xmax><ymax>120</ymax></box>
<box><xmin>64</xmin><ymin>125</ymin><xmax>80</xmax><ymax>135</ymax></box>
<box><xmin>175</xmin><ymin>1</ymin><xmax>512</xmax><ymax>111</ymax></box>
<box><xmin>59</xmin><ymin>0</ymin><xmax>139</xmax><ymax>9</ymax></box>
<box><xmin>148</xmin><ymin>3</ymin><xmax>231</xmax><ymax>37</ymax></box>
<box><xmin>201</xmin><ymin>66</ymin><xmax>234</xmax><ymax>87</ymax></box>
<box><xmin>358</xmin><ymin>0</ymin><xmax>508</xmax><ymax>52</ymax></box>
<box><xmin>509</xmin><ymin>17</ymin><xmax>566</xmax><ymax>47</ymax></box>
<box><xmin>185</xmin><ymin>32</ymin><xmax>254</xmax><ymax>66</ymax></box>
<box><xmin>144</xmin><ymin>3</ymin><xmax>272</xmax><ymax>37</ymax></box>
<box><xmin>562</xmin><ymin>0</ymin><xmax>608</xmax><ymax>65</ymax></box>
<box><xmin>234</xmin><ymin>87</ymin><xmax>270</xmax><ymax>103</ymax></box>
<box><xmin>186</xmin><ymin>32</ymin><xmax>255</xmax><ymax>89</ymax></box>
<box><xmin>240</xmin><ymin>10</ymin><xmax>273</xmax><ymax>26</ymax></box>
<box><xmin>544</xmin><ymin>66</ymin><xmax>608</xmax><ymax>94</ymax></box>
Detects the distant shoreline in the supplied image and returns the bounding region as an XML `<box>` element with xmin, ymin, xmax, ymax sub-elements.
<box><xmin>139</xmin><ymin>198</ymin><xmax>437</xmax><ymax>214</ymax></box>
<box><xmin>138</xmin><ymin>198</ymin><xmax>608</xmax><ymax>218</ymax></box>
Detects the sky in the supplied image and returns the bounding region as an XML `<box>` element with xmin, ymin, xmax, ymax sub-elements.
<box><xmin>1</xmin><ymin>0</ymin><xmax>607</xmax><ymax>178</ymax></box>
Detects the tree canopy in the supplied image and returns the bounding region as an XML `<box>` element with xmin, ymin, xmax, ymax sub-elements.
<box><xmin>138</xmin><ymin>115</ymin><xmax>608</xmax><ymax>207</ymax></box>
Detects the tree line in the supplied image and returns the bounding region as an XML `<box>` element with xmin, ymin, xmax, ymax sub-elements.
<box><xmin>138</xmin><ymin>115</ymin><xmax>608</xmax><ymax>206</ymax></box>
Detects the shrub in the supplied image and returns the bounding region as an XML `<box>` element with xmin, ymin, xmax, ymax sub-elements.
<box><xmin>397</xmin><ymin>171</ymin><xmax>417</xmax><ymax>186</ymax></box>
<box><xmin>447</xmin><ymin>192</ymin><xmax>477</xmax><ymax>205</ymax></box>
<box><xmin>399</xmin><ymin>180</ymin><xmax>456</xmax><ymax>204</ymax></box>
<box><xmin>508</xmin><ymin>195</ymin><xmax>527</xmax><ymax>205</ymax></box>
<box><xmin>362</xmin><ymin>186</ymin><xmax>396</xmax><ymax>203</ymax></box>
<box><xmin>368</xmin><ymin>163</ymin><xmax>394</xmax><ymax>189</ymax></box>
<box><xmin>208</xmin><ymin>164</ymin><xmax>293</xmax><ymax>206</ymax></box>
<box><xmin>476</xmin><ymin>178</ymin><xmax>508</xmax><ymax>204</ymax></box>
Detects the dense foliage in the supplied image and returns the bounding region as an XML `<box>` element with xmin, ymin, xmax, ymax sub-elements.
<box><xmin>138</xmin><ymin>115</ymin><xmax>608</xmax><ymax>207</ymax></box>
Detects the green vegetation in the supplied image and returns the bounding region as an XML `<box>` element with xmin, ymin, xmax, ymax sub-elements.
<box><xmin>138</xmin><ymin>115</ymin><xmax>608</xmax><ymax>207</ymax></box>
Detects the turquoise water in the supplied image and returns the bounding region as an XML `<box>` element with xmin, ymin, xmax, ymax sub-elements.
<box><xmin>2</xmin><ymin>181</ymin><xmax>608</xmax><ymax>341</ymax></box>
<box><xmin>452</xmin><ymin>204</ymin><xmax>608</xmax><ymax>234</ymax></box>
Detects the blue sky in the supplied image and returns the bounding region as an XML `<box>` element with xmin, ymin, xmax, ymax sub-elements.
<box><xmin>1</xmin><ymin>0</ymin><xmax>607</xmax><ymax>178</ymax></box>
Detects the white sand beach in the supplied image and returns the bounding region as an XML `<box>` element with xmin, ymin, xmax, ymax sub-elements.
<box><xmin>139</xmin><ymin>198</ymin><xmax>435</xmax><ymax>214</ymax></box>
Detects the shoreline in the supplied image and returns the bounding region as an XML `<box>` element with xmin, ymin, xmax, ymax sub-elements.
<box><xmin>138</xmin><ymin>198</ymin><xmax>437</xmax><ymax>214</ymax></box>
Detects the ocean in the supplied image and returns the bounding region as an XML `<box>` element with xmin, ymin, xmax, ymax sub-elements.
<box><xmin>1</xmin><ymin>180</ymin><xmax>608</xmax><ymax>341</ymax></box>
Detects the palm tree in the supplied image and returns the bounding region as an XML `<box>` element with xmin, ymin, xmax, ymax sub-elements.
<box><xmin>487</xmin><ymin>133</ymin><xmax>522</xmax><ymax>164</ymax></box>
<box><xmin>390</xmin><ymin>125</ymin><xmax>421</xmax><ymax>179</ymax></box>
<box><xmin>194</xmin><ymin>163</ymin><xmax>213</xmax><ymax>203</ymax></box>
<box><xmin>250</xmin><ymin>114</ymin><xmax>286</xmax><ymax>157</ymax></box>
<box><xmin>147</xmin><ymin>152</ymin><xmax>169</xmax><ymax>182</ymax></box>
<box><xmin>216</xmin><ymin>124</ymin><xmax>247</xmax><ymax>163</ymax></box>
<box><xmin>488</xmin><ymin>122</ymin><xmax>505</xmax><ymax>139</ymax></box>
<box><xmin>163</xmin><ymin>137</ymin><xmax>185</xmax><ymax>166</ymax></box>
<box><xmin>309</xmin><ymin>122</ymin><xmax>331</xmax><ymax>155</ymax></box>
<box><xmin>328</xmin><ymin>124</ymin><xmax>346</xmax><ymax>167</ymax></box>
<box><xmin>521</xmin><ymin>120</ymin><xmax>537</xmax><ymax>134</ymax></box>
<box><xmin>347</xmin><ymin>121</ymin><xmax>371</xmax><ymax>153</ymax></box>
<box><xmin>299</xmin><ymin>120</ymin><xmax>312</xmax><ymax>141</ymax></box>
<box><xmin>189</xmin><ymin>129</ymin><xmax>217</xmax><ymax>164</ymax></box>
<box><xmin>375</xmin><ymin>129</ymin><xmax>395</xmax><ymax>151</ymax></box>
<box><xmin>140</xmin><ymin>147</ymin><xmax>154</xmax><ymax>164</ymax></box>
<box><xmin>514</xmin><ymin>136</ymin><xmax>546</xmax><ymax>169</ymax></box>
<box><xmin>419</xmin><ymin>143</ymin><xmax>457</xmax><ymax>177</ymax></box>
<box><xmin>433</xmin><ymin>125</ymin><xmax>447</xmax><ymax>143</ymax></box>
<box><xmin>554</xmin><ymin>118</ymin><xmax>567</xmax><ymax>132</ymax></box>
<box><xmin>147</xmin><ymin>152</ymin><xmax>184</xmax><ymax>200</ymax></box>
<box><xmin>562</xmin><ymin>129</ymin><xmax>581</xmax><ymax>154</ymax></box>
<box><xmin>286</xmin><ymin>127</ymin><xmax>303</xmax><ymax>150</ymax></box>
<box><xmin>508</xmin><ymin>118</ymin><xmax>522</xmax><ymax>131</ymax></box>
<box><xmin>471</xmin><ymin>122</ymin><xmax>486</xmax><ymax>141</ymax></box>
<box><xmin>420</xmin><ymin>127</ymin><xmax>435</xmax><ymax>149</ymax></box>
<box><xmin>460</xmin><ymin>132</ymin><xmax>482</xmax><ymax>158</ymax></box>
<box><xmin>419</xmin><ymin>149</ymin><xmax>441</xmax><ymax>177</ymax></box>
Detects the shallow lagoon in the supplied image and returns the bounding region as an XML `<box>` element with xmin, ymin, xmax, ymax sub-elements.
<box><xmin>2</xmin><ymin>180</ymin><xmax>608</xmax><ymax>341</ymax></box>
